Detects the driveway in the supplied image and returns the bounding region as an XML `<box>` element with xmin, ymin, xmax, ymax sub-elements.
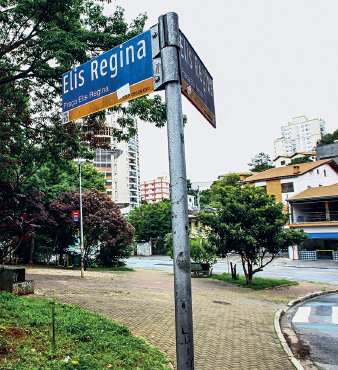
<box><xmin>26</xmin><ymin>267</ymin><xmax>336</xmax><ymax>370</ymax></box>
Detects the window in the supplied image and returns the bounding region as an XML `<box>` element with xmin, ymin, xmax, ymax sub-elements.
<box><xmin>324</xmin><ymin>170</ymin><xmax>327</xmax><ymax>177</ymax></box>
<box><xmin>281</xmin><ymin>182</ymin><xmax>294</xmax><ymax>193</ymax></box>
<box><xmin>281</xmin><ymin>160</ymin><xmax>285</xmax><ymax>165</ymax></box>
<box><xmin>317</xmin><ymin>169</ymin><xmax>319</xmax><ymax>174</ymax></box>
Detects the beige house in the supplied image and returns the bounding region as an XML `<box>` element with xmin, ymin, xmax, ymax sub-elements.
<box><xmin>273</xmin><ymin>152</ymin><xmax>316</xmax><ymax>167</ymax></box>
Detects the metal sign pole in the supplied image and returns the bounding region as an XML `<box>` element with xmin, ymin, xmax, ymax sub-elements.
<box><xmin>159</xmin><ymin>12</ymin><xmax>194</xmax><ymax>369</ymax></box>
<box><xmin>79</xmin><ymin>161</ymin><xmax>84</xmax><ymax>278</ymax></box>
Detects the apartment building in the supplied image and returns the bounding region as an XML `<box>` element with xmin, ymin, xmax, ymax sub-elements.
<box><xmin>141</xmin><ymin>175</ymin><xmax>170</xmax><ymax>204</ymax></box>
<box><xmin>274</xmin><ymin>116</ymin><xmax>325</xmax><ymax>157</ymax></box>
<box><xmin>82</xmin><ymin>113</ymin><xmax>141</xmax><ymax>214</ymax></box>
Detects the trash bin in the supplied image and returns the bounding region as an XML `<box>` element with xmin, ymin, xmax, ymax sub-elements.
<box><xmin>72</xmin><ymin>253</ymin><xmax>80</xmax><ymax>269</ymax></box>
<box><xmin>0</xmin><ymin>267</ymin><xmax>34</xmax><ymax>294</ymax></box>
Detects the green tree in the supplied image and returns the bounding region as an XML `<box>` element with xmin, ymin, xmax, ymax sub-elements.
<box><xmin>248</xmin><ymin>152</ymin><xmax>274</xmax><ymax>172</ymax></box>
<box><xmin>287</xmin><ymin>155</ymin><xmax>313</xmax><ymax>166</ymax></box>
<box><xmin>0</xmin><ymin>1</ymin><xmax>168</xmax><ymax>186</ymax></box>
<box><xmin>0</xmin><ymin>1</ymin><xmax>169</xmax><ymax>233</ymax></box>
<box><xmin>21</xmin><ymin>162</ymin><xmax>106</xmax><ymax>203</ymax></box>
<box><xmin>210</xmin><ymin>173</ymin><xmax>240</xmax><ymax>201</ymax></box>
<box><xmin>128</xmin><ymin>200</ymin><xmax>172</xmax><ymax>241</ymax></box>
<box><xmin>316</xmin><ymin>129</ymin><xmax>338</xmax><ymax>146</ymax></box>
<box><xmin>199</xmin><ymin>185</ymin><xmax>307</xmax><ymax>284</ymax></box>
<box><xmin>166</xmin><ymin>231</ymin><xmax>218</xmax><ymax>266</ymax></box>
<box><xmin>200</xmin><ymin>189</ymin><xmax>211</xmax><ymax>207</ymax></box>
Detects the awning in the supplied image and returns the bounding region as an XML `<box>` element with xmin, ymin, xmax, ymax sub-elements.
<box><xmin>306</xmin><ymin>232</ymin><xmax>338</xmax><ymax>239</ymax></box>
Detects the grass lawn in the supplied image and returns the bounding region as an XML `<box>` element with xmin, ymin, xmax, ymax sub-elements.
<box><xmin>0</xmin><ymin>291</ymin><xmax>172</xmax><ymax>369</ymax></box>
<box><xmin>210</xmin><ymin>273</ymin><xmax>298</xmax><ymax>290</ymax></box>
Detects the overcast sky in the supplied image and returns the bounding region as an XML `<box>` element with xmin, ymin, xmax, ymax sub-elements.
<box><xmin>108</xmin><ymin>0</ymin><xmax>338</xmax><ymax>183</ymax></box>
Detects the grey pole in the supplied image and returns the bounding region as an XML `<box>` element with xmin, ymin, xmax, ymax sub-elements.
<box><xmin>160</xmin><ymin>12</ymin><xmax>194</xmax><ymax>369</ymax></box>
<box><xmin>79</xmin><ymin>161</ymin><xmax>84</xmax><ymax>278</ymax></box>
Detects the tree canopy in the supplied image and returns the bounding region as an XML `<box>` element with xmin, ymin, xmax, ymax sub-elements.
<box><xmin>287</xmin><ymin>155</ymin><xmax>313</xmax><ymax>166</ymax></box>
<box><xmin>49</xmin><ymin>188</ymin><xmax>134</xmax><ymax>265</ymax></box>
<box><xmin>128</xmin><ymin>200</ymin><xmax>172</xmax><ymax>242</ymax></box>
<box><xmin>199</xmin><ymin>185</ymin><xmax>306</xmax><ymax>284</ymax></box>
<box><xmin>248</xmin><ymin>152</ymin><xmax>274</xmax><ymax>172</ymax></box>
<box><xmin>316</xmin><ymin>129</ymin><xmax>338</xmax><ymax>146</ymax></box>
<box><xmin>210</xmin><ymin>173</ymin><xmax>240</xmax><ymax>202</ymax></box>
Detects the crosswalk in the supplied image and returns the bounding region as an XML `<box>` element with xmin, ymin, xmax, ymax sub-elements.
<box><xmin>292</xmin><ymin>303</ymin><xmax>338</xmax><ymax>329</ymax></box>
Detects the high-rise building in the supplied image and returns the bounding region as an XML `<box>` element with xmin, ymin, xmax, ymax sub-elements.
<box><xmin>274</xmin><ymin>116</ymin><xmax>325</xmax><ymax>157</ymax></box>
<box><xmin>82</xmin><ymin>113</ymin><xmax>141</xmax><ymax>214</ymax></box>
<box><xmin>141</xmin><ymin>174</ymin><xmax>170</xmax><ymax>204</ymax></box>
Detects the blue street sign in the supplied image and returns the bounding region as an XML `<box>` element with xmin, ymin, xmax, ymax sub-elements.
<box><xmin>179</xmin><ymin>30</ymin><xmax>216</xmax><ymax>127</ymax></box>
<box><xmin>62</xmin><ymin>30</ymin><xmax>154</xmax><ymax>122</ymax></box>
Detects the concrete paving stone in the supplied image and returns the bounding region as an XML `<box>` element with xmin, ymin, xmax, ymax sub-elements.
<box><xmin>24</xmin><ymin>267</ymin><xmax>333</xmax><ymax>370</ymax></box>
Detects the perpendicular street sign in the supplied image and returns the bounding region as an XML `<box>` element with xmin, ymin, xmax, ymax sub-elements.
<box><xmin>62</xmin><ymin>30</ymin><xmax>154</xmax><ymax>123</ymax></box>
<box><xmin>179</xmin><ymin>30</ymin><xmax>216</xmax><ymax>127</ymax></box>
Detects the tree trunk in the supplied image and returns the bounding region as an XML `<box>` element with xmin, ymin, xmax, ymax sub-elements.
<box><xmin>240</xmin><ymin>254</ymin><xmax>253</xmax><ymax>285</ymax></box>
<box><xmin>29</xmin><ymin>236</ymin><xmax>35</xmax><ymax>264</ymax></box>
<box><xmin>246</xmin><ymin>261</ymin><xmax>253</xmax><ymax>285</ymax></box>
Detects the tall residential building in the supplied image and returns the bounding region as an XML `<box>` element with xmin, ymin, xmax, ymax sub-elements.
<box><xmin>274</xmin><ymin>116</ymin><xmax>325</xmax><ymax>157</ymax></box>
<box><xmin>84</xmin><ymin>113</ymin><xmax>141</xmax><ymax>214</ymax></box>
<box><xmin>141</xmin><ymin>174</ymin><xmax>170</xmax><ymax>204</ymax></box>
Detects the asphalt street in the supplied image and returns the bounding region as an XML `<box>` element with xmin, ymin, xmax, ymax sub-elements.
<box><xmin>291</xmin><ymin>294</ymin><xmax>338</xmax><ymax>369</ymax></box>
<box><xmin>126</xmin><ymin>255</ymin><xmax>338</xmax><ymax>284</ymax></box>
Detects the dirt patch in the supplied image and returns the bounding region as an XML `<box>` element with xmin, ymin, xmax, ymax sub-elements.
<box><xmin>283</xmin><ymin>332</ymin><xmax>311</xmax><ymax>359</ymax></box>
<box><xmin>1</xmin><ymin>327</ymin><xmax>26</xmax><ymax>341</ymax></box>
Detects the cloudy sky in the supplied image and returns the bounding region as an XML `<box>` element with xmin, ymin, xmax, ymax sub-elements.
<box><xmin>108</xmin><ymin>0</ymin><xmax>338</xmax><ymax>183</ymax></box>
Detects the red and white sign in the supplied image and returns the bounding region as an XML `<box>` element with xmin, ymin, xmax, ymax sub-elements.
<box><xmin>72</xmin><ymin>210</ymin><xmax>80</xmax><ymax>220</ymax></box>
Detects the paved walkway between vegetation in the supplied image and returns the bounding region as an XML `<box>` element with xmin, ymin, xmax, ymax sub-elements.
<box><xmin>25</xmin><ymin>267</ymin><xmax>336</xmax><ymax>370</ymax></box>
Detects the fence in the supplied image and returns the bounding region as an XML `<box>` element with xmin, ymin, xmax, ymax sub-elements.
<box><xmin>299</xmin><ymin>250</ymin><xmax>317</xmax><ymax>260</ymax></box>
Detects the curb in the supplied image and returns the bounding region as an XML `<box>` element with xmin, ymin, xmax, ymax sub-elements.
<box><xmin>274</xmin><ymin>289</ymin><xmax>338</xmax><ymax>370</ymax></box>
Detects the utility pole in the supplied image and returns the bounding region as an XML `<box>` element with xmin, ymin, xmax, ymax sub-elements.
<box><xmin>159</xmin><ymin>12</ymin><xmax>194</xmax><ymax>369</ymax></box>
<box><xmin>79</xmin><ymin>160</ymin><xmax>84</xmax><ymax>278</ymax></box>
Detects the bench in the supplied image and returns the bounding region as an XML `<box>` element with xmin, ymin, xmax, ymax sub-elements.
<box><xmin>190</xmin><ymin>263</ymin><xmax>212</xmax><ymax>276</ymax></box>
<box><xmin>191</xmin><ymin>263</ymin><xmax>202</xmax><ymax>275</ymax></box>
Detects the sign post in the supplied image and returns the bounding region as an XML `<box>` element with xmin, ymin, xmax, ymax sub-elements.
<box><xmin>79</xmin><ymin>161</ymin><xmax>84</xmax><ymax>279</ymax></box>
<box><xmin>158</xmin><ymin>13</ymin><xmax>194</xmax><ymax>369</ymax></box>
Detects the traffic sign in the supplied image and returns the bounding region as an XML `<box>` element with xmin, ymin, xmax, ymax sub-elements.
<box><xmin>179</xmin><ymin>30</ymin><xmax>216</xmax><ymax>127</ymax></box>
<box><xmin>72</xmin><ymin>210</ymin><xmax>80</xmax><ymax>222</ymax></box>
<box><xmin>62</xmin><ymin>30</ymin><xmax>154</xmax><ymax>123</ymax></box>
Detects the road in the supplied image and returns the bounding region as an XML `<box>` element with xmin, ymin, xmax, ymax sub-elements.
<box><xmin>290</xmin><ymin>294</ymin><xmax>338</xmax><ymax>369</ymax></box>
<box><xmin>126</xmin><ymin>255</ymin><xmax>338</xmax><ymax>284</ymax></box>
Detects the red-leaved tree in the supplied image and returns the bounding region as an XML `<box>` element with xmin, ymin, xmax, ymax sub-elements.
<box><xmin>49</xmin><ymin>188</ymin><xmax>134</xmax><ymax>266</ymax></box>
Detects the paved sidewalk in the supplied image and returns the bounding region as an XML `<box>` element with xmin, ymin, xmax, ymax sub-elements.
<box><xmin>25</xmin><ymin>267</ymin><xmax>336</xmax><ymax>370</ymax></box>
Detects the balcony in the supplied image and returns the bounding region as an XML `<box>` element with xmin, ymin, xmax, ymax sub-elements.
<box><xmin>129</xmin><ymin>171</ymin><xmax>137</xmax><ymax>178</ymax></box>
<box><xmin>291</xmin><ymin>200</ymin><xmax>338</xmax><ymax>224</ymax></box>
